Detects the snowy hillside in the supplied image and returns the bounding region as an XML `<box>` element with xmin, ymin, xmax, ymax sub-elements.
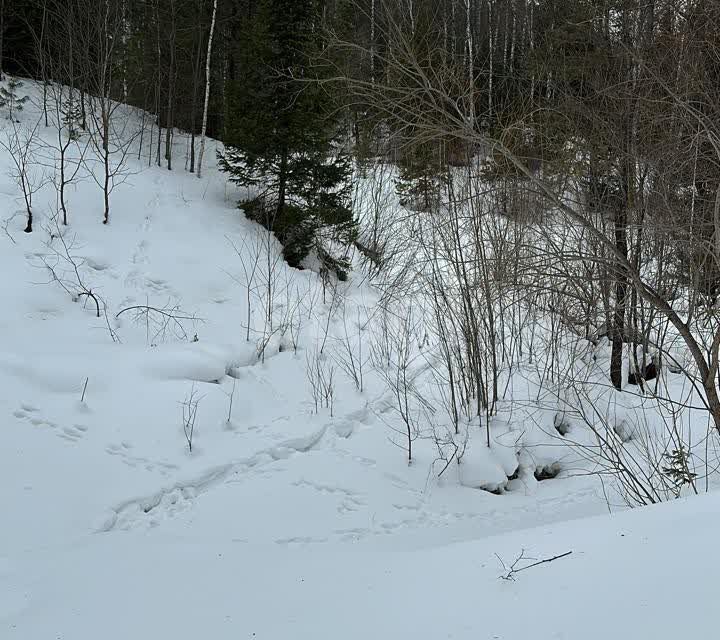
<box><xmin>6</xmin><ymin>492</ymin><xmax>719</xmax><ymax>640</ymax></box>
<box><xmin>1</xmin><ymin>79</ymin><xmax>716</xmax><ymax>639</ymax></box>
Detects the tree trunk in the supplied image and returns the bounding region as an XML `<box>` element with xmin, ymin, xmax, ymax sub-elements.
<box><xmin>155</xmin><ymin>6</ymin><xmax>162</xmax><ymax>167</ymax></box>
<box><xmin>103</xmin><ymin>108</ymin><xmax>110</xmax><ymax>224</ymax></box>
<box><xmin>165</xmin><ymin>0</ymin><xmax>176</xmax><ymax>171</ymax></box>
<box><xmin>40</xmin><ymin>1</ymin><xmax>48</xmax><ymax>127</ymax></box>
<box><xmin>80</xmin><ymin>89</ymin><xmax>87</xmax><ymax>130</ymax></box>
<box><xmin>277</xmin><ymin>147</ymin><xmax>288</xmax><ymax>221</ymax></box>
<box><xmin>188</xmin><ymin>3</ymin><xmax>203</xmax><ymax>174</ymax></box>
<box><xmin>0</xmin><ymin>0</ymin><xmax>5</xmax><ymax>80</ymax></box>
<box><xmin>197</xmin><ymin>0</ymin><xmax>218</xmax><ymax>179</ymax></box>
<box><xmin>465</xmin><ymin>0</ymin><xmax>474</xmax><ymax>130</ymax></box>
<box><xmin>610</xmin><ymin>185</ymin><xmax>629</xmax><ymax>390</ymax></box>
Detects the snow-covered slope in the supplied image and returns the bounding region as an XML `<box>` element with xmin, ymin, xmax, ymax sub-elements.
<box><xmin>4</xmin><ymin>492</ymin><xmax>717</xmax><ymax>639</ymax></box>
<box><xmin>1</xmin><ymin>79</ymin><xmax>714</xmax><ymax>639</ymax></box>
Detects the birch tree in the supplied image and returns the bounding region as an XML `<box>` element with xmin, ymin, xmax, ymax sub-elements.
<box><xmin>197</xmin><ymin>0</ymin><xmax>218</xmax><ymax>179</ymax></box>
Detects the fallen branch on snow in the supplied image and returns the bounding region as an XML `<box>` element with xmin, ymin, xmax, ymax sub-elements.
<box><xmin>495</xmin><ymin>549</ymin><xmax>573</xmax><ymax>581</ymax></box>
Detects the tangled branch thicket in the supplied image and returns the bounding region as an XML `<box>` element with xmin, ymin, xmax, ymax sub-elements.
<box><xmin>324</xmin><ymin>0</ymin><xmax>720</xmax><ymax>504</ymax></box>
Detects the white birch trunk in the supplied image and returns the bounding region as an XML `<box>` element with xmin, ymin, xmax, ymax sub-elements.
<box><xmin>466</xmin><ymin>0</ymin><xmax>474</xmax><ymax>130</ymax></box>
<box><xmin>197</xmin><ymin>0</ymin><xmax>218</xmax><ymax>179</ymax></box>
<box><xmin>488</xmin><ymin>0</ymin><xmax>493</xmax><ymax>117</ymax></box>
<box><xmin>370</xmin><ymin>0</ymin><xmax>376</xmax><ymax>84</ymax></box>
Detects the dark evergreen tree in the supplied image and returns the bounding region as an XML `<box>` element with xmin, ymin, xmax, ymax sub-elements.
<box><xmin>61</xmin><ymin>93</ymin><xmax>83</xmax><ymax>141</ymax></box>
<box><xmin>220</xmin><ymin>0</ymin><xmax>355</xmax><ymax>278</ymax></box>
<box><xmin>0</xmin><ymin>75</ymin><xmax>29</xmax><ymax>120</ymax></box>
<box><xmin>395</xmin><ymin>142</ymin><xmax>444</xmax><ymax>212</ymax></box>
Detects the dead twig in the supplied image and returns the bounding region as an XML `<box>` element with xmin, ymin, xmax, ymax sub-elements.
<box><xmin>116</xmin><ymin>303</ymin><xmax>202</xmax><ymax>344</ymax></box>
<box><xmin>495</xmin><ymin>549</ymin><xmax>573</xmax><ymax>581</ymax></box>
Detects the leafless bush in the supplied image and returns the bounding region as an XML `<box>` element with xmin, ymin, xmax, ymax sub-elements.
<box><xmin>541</xmin><ymin>375</ymin><xmax>719</xmax><ymax>508</ymax></box>
<box><xmin>38</xmin><ymin>219</ymin><xmax>103</xmax><ymax>319</ymax></box>
<box><xmin>306</xmin><ymin>348</ymin><xmax>336</xmax><ymax>416</ymax></box>
<box><xmin>86</xmin><ymin>100</ymin><xmax>140</xmax><ymax>225</ymax></box>
<box><xmin>45</xmin><ymin>82</ymin><xmax>91</xmax><ymax>226</ymax></box>
<box><xmin>331</xmin><ymin>302</ymin><xmax>368</xmax><ymax>392</ymax></box>
<box><xmin>1</xmin><ymin>119</ymin><xmax>47</xmax><ymax>233</ymax></box>
<box><xmin>287</xmin><ymin>288</ymin><xmax>305</xmax><ymax>354</ymax></box>
<box><xmin>227</xmin><ymin>234</ymin><xmax>261</xmax><ymax>343</ymax></box>
<box><xmin>351</xmin><ymin>159</ymin><xmax>398</xmax><ymax>276</ymax></box>
<box><xmin>318</xmin><ymin>279</ymin><xmax>342</xmax><ymax>355</ymax></box>
<box><xmin>370</xmin><ymin>305</ymin><xmax>431</xmax><ymax>463</ymax></box>
<box><xmin>275</xmin><ymin>271</ymin><xmax>305</xmax><ymax>354</ymax></box>
<box><xmin>181</xmin><ymin>385</ymin><xmax>202</xmax><ymax>453</ymax></box>
<box><xmin>430</xmin><ymin>421</ymin><xmax>470</xmax><ymax>479</ymax></box>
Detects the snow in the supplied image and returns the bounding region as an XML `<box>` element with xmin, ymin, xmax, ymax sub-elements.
<box><xmin>5</xmin><ymin>495</ymin><xmax>719</xmax><ymax>639</ymax></box>
<box><xmin>0</xmin><ymin>78</ymin><xmax>716</xmax><ymax>639</ymax></box>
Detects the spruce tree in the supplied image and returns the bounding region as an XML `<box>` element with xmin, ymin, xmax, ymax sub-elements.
<box><xmin>0</xmin><ymin>76</ymin><xmax>29</xmax><ymax>121</ymax></box>
<box><xmin>220</xmin><ymin>0</ymin><xmax>354</xmax><ymax>278</ymax></box>
<box><xmin>395</xmin><ymin>142</ymin><xmax>444</xmax><ymax>212</ymax></box>
<box><xmin>62</xmin><ymin>93</ymin><xmax>83</xmax><ymax>141</ymax></box>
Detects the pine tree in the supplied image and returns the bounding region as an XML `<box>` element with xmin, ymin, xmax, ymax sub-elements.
<box><xmin>395</xmin><ymin>142</ymin><xmax>444</xmax><ymax>212</ymax></box>
<box><xmin>61</xmin><ymin>93</ymin><xmax>83</xmax><ymax>141</ymax></box>
<box><xmin>0</xmin><ymin>76</ymin><xmax>29</xmax><ymax>121</ymax></box>
<box><xmin>662</xmin><ymin>447</ymin><xmax>697</xmax><ymax>494</ymax></box>
<box><xmin>220</xmin><ymin>0</ymin><xmax>355</xmax><ymax>278</ymax></box>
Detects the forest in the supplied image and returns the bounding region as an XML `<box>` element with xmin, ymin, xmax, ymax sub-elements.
<box><xmin>4</xmin><ymin>3</ymin><xmax>720</xmax><ymax>637</ymax></box>
<box><xmin>2</xmin><ymin>0</ymin><xmax>720</xmax><ymax>503</ymax></box>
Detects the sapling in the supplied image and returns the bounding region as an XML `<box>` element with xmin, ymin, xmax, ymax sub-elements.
<box><xmin>1</xmin><ymin>119</ymin><xmax>46</xmax><ymax>233</ymax></box>
<box><xmin>662</xmin><ymin>447</ymin><xmax>697</xmax><ymax>494</ymax></box>
<box><xmin>0</xmin><ymin>77</ymin><xmax>29</xmax><ymax>121</ymax></box>
<box><xmin>181</xmin><ymin>385</ymin><xmax>202</xmax><ymax>453</ymax></box>
<box><xmin>61</xmin><ymin>94</ymin><xmax>83</xmax><ymax>141</ymax></box>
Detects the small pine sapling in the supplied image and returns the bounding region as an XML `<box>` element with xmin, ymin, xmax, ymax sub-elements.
<box><xmin>0</xmin><ymin>77</ymin><xmax>30</xmax><ymax>121</ymax></box>
<box><xmin>662</xmin><ymin>447</ymin><xmax>697</xmax><ymax>494</ymax></box>
<box><xmin>62</xmin><ymin>95</ymin><xmax>83</xmax><ymax>141</ymax></box>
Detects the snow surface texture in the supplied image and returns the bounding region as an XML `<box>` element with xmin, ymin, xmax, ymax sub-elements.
<box><xmin>1</xmin><ymin>79</ymin><xmax>714</xmax><ymax>639</ymax></box>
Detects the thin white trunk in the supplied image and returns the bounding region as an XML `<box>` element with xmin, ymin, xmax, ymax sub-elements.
<box><xmin>465</xmin><ymin>0</ymin><xmax>474</xmax><ymax>129</ymax></box>
<box><xmin>121</xmin><ymin>0</ymin><xmax>128</xmax><ymax>102</ymax></box>
<box><xmin>509</xmin><ymin>2</ymin><xmax>516</xmax><ymax>68</ymax></box>
<box><xmin>451</xmin><ymin>0</ymin><xmax>457</xmax><ymax>58</ymax></box>
<box><xmin>197</xmin><ymin>0</ymin><xmax>218</xmax><ymax>179</ymax></box>
<box><xmin>370</xmin><ymin>0</ymin><xmax>376</xmax><ymax>84</ymax></box>
<box><xmin>503</xmin><ymin>2</ymin><xmax>509</xmax><ymax>69</ymax></box>
<box><xmin>488</xmin><ymin>0</ymin><xmax>493</xmax><ymax>117</ymax></box>
<box><xmin>0</xmin><ymin>0</ymin><xmax>6</xmax><ymax>81</ymax></box>
<box><xmin>529</xmin><ymin>0</ymin><xmax>535</xmax><ymax>99</ymax></box>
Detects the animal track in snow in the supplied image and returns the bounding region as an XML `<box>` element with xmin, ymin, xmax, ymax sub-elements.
<box><xmin>104</xmin><ymin>442</ymin><xmax>178</xmax><ymax>476</ymax></box>
<box><xmin>131</xmin><ymin>240</ymin><xmax>150</xmax><ymax>266</ymax></box>
<box><xmin>292</xmin><ymin>479</ymin><xmax>367</xmax><ymax>514</ymax></box>
<box><xmin>99</xmin><ymin>426</ymin><xmax>330</xmax><ymax>532</ymax></box>
<box><xmin>13</xmin><ymin>404</ymin><xmax>89</xmax><ymax>444</ymax></box>
<box><xmin>123</xmin><ymin>269</ymin><xmax>179</xmax><ymax>300</ymax></box>
<box><xmin>59</xmin><ymin>424</ymin><xmax>89</xmax><ymax>442</ymax></box>
<box><xmin>275</xmin><ymin>536</ymin><xmax>329</xmax><ymax>546</ymax></box>
<box><xmin>123</xmin><ymin>269</ymin><xmax>143</xmax><ymax>289</ymax></box>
